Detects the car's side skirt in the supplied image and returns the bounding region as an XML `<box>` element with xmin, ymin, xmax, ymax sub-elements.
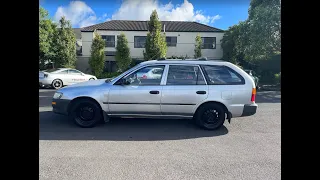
<box><xmin>107</xmin><ymin>114</ymin><xmax>193</xmax><ymax>119</ymax></box>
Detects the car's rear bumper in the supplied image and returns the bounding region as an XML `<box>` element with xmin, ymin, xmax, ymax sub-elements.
<box><xmin>52</xmin><ymin>99</ymin><xmax>71</xmax><ymax>116</ymax></box>
<box><xmin>39</xmin><ymin>78</ymin><xmax>53</xmax><ymax>86</ymax></box>
<box><xmin>241</xmin><ymin>104</ymin><xmax>258</xmax><ymax>117</ymax></box>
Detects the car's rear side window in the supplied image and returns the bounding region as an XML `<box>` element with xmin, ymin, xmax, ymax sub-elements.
<box><xmin>201</xmin><ymin>65</ymin><xmax>245</xmax><ymax>85</ymax></box>
<box><xmin>68</xmin><ymin>69</ymin><xmax>82</xmax><ymax>74</ymax></box>
<box><xmin>166</xmin><ymin>65</ymin><xmax>206</xmax><ymax>85</ymax></box>
<box><xmin>58</xmin><ymin>70</ymin><xmax>69</xmax><ymax>74</ymax></box>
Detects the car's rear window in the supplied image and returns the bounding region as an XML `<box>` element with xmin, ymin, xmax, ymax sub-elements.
<box><xmin>201</xmin><ymin>65</ymin><xmax>245</xmax><ymax>85</ymax></box>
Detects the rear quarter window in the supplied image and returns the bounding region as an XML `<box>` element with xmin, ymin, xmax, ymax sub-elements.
<box><xmin>201</xmin><ymin>65</ymin><xmax>245</xmax><ymax>85</ymax></box>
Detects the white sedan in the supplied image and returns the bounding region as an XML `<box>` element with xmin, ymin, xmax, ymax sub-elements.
<box><xmin>39</xmin><ymin>68</ymin><xmax>97</xmax><ymax>89</ymax></box>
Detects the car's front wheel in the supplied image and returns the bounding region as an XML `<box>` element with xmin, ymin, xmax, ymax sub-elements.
<box><xmin>69</xmin><ymin>99</ymin><xmax>102</xmax><ymax>128</ymax></box>
<box><xmin>52</xmin><ymin>79</ymin><xmax>63</xmax><ymax>89</ymax></box>
<box><xmin>195</xmin><ymin>103</ymin><xmax>226</xmax><ymax>130</ymax></box>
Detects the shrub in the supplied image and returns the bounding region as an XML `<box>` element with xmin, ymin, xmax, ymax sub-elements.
<box><xmin>274</xmin><ymin>72</ymin><xmax>281</xmax><ymax>85</ymax></box>
<box><xmin>89</xmin><ymin>32</ymin><xmax>105</xmax><ymax>77</ymax></box>
<box><xmin>97</xmin><ymin>72</ymin><xmax>122</xmax><ymax>79</ymax></box>
<box><xmin>115</xmin><ymin>33</ymin><xmax>132</xmax><ymax>72</ymax></box>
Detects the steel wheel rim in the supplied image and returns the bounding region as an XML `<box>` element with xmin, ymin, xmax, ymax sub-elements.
<box><xmin>75</xmin><ymin>103</ymin><xmax>96</xmax><ymax>126</ymax></box>
<box><xmin>76</xmin><ymin>105</ymin><xmax>95</xmax><ymax>121</ymax></box>
<box><xmin>202</xmin><ymin>108</ymin><xmax>220</xmax><ymax>126</ymax></box>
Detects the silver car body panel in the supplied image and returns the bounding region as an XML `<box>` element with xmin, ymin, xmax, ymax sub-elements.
<box><xmin>56</xmin><ymin>60</ymin><xmax>257</xmax><ymax>119</ymax></box>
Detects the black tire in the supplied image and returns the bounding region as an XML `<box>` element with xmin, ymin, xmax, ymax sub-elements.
<box><xmin>89</xmin><ymin>78</ymin><xmax>95</xmax><ymax>80</ymax></box>
<box><xmin>195</xmin><ymin>103</ymin><xmax>226</xmax><ymax>130</ymax></box>
<box><xmin>52</xmin><ymin>79</ymin><xmax>63</xmax><ymax>89</ymax></box>
<box><xmin>69</xmin><ymin>99</ymin><xmax>102</xmax><ymax>128</ymax></box>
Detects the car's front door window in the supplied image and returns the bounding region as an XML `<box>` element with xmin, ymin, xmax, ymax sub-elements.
<box><xmin>123</xmin><ymin>65</ymin><xmax>165</xmax><ymax>86</ymax></box>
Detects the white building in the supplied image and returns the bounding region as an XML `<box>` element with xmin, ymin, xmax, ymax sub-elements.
<box><xmin>78</xmin><ymin>20</ymin><xmax>224</xmax><ymax>73</ymax></box>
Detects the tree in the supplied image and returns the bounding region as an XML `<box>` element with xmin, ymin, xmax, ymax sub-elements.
<box><xmin>245</xmin><ymin>0</ymin><xmax>281</xmax><ymax>61</ymax></box>
<box><xmin>221</xmin><ymin>22</ymin><xmax>250</xmax><ymax>64</ymax></box>
<box><xmin>89</xmin><ymin>32</ymin><xmax>105</xmax><ymax>76</ymax></box>
<box><xmin>52</xmin><ymin>16</ymin><xmax>77</xmax><ymax>68</ymax></box>
<box><xmin>143</xmin><ymin>10</ymin><xmax>167</xmax><ymax>60</ymax></box>
<box><xmin>39</xmin><ymin>7</ymin><xmax>56</xmax><ymax>69</ymax></box>
<box><xmin>115</xmin><ymin>33</ymin><xmax>132</xmax><ymax>72</ymax></box>
<box><xmin>221</xmin><ymin>0</ymin><xmax>281</xmax><ymax>65</ymax></box>
<box><xmin>194</xmin><ymin>34</ymin><xmax>202</xmax><ymax>58</ymax></box>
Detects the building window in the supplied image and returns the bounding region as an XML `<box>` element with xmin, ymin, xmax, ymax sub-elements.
<box><xmin>134</xmin><ymin>36</ymin><xmax>147</xmax><ymax>48</ymax></box>
<box><xmin>101</xmin><ymin>35</ymin><xmax>115</xmax><ymax>47</ymax></box>
<box><xmin>201</xmin><ymin>37</ymin><xmax>216</xmax><ymax>49</ymax></box>
<box><xmin>166</xmin><ymin>36</ymin><xmax>177</xmax><ymax>47</ymax></box>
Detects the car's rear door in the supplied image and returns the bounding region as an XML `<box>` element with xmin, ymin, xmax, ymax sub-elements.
<box><xmin>107</xmin><ymin>65</ymin><xmax>166</xmax><ymax>115</ymax></box>
<box><xmin>160</xmin><ymin>64</ymin><xmax>208</xmax><ymax>116</ymax></box>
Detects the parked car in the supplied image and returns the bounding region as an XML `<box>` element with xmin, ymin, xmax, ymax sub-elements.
<box><xmin>244</xmin><ymin>69</ymin><xmax>260</xmax><ymax>89</ymax></box>
<box><xmin>52</xmin><ymin>59</ymin><xmax>258</xmax><ymax>130</ymax></box>
<box><xmin>39</xmin><ymin>68</ymin><xmax>97</xmax><ymax>89</ymax></box>
<box><xmin>136</xmin><ymin>67</ymin><xmax>163</xmax><ymax>79</ymax></box>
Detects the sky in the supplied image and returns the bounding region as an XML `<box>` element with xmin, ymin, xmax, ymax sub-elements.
<box><xmin>40</xmin><ymin>0</ymin><xmax>251</xmax><ymax>30</ymax></box>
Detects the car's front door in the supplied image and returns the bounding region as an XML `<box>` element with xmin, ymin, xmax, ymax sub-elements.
<box><xmin>160</xmin><ymin>64</ymin><xmax>208</xmax><ymax>116</ymax></box>
<box><xmin>107</xmin><ymin>65</ymin><xmax>166</xmax><ymax>115</ymax></box>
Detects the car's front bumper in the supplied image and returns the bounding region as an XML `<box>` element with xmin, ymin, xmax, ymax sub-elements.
<box><xmin>241</xmin><ymin>104</ymin><xmax>258</xmax><ymax>117</ymax></box>
<box><xmin>52</xmin><ymin>99</ymin><xmax>71</xmax><ymax>115</ymax></box>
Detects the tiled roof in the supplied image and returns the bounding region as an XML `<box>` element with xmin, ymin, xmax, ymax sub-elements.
<box><xmin>81</xmin><ymin>20</ymin><xmax>224</xmax><ymax>32</ymax></box>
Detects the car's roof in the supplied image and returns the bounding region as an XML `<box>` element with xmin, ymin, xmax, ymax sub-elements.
<box><xmin>58</xmin><ymin>68</ymin><xmax>72</xmax><ymax>70</ymax></box>
<box><xmin>140</xmin><ymin>59</ymin><xmax>230</xmax><ymax>66</ymax></box>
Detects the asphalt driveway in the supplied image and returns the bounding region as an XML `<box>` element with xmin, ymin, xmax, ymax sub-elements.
<box><xmin>39</xmin><ymin>89</ymin><xmax>281</xmax><ymax>180</ymax></box>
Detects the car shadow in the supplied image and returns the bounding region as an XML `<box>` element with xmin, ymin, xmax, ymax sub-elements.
<box><xmin>256</xmin><ymin>91</ymin><xmax>281</xmax><ymax>103</ymax></box>
<box><xmin>39</xmin><ymin>111</ymin><xmax>228</xmax><ymax>141</ymax></box>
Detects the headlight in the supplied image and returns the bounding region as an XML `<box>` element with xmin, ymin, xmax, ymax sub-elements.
<box><xmin>53</xmin><ymin>92</ymin><xmax>63</xmax><ymax>99</ymax></box>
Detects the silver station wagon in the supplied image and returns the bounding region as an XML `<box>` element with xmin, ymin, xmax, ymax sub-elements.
<box><xmin>52</xmin><ymin>59</ymin><xmax>258</xmax><ymax>130</ymax></box>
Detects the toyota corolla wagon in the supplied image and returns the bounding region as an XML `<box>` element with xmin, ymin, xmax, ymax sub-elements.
<box><xmin>52</xmin><ymin>59</ymin><xmax>258</xmax><ymax>130</ymax></box>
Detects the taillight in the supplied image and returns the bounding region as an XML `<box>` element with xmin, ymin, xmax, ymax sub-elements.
<box><xmin>142</xmin><ymin>74</ymin><xmax>147</xmax><ymax>79</ymax></box>
<box><xmin>251</xmin><ymin>88</ymin><xmax>256</xmax><ymax>102</ymax></box>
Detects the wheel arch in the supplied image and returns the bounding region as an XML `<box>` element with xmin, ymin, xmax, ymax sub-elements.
<box><xmin>194</xmin><ymin>101</ymin><xmax>230</xmax><ymax>118</ymax></box>
<box><xmin>67</xmin><ymin>96</ymin><xmax>102</xmax><ymax>114</ymax></box>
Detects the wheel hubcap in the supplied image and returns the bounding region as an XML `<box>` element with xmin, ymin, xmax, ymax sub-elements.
<box><xmin>54</xmin><ymin>81</ymin><xmax>61</xmax><ymax>87</ymax></box>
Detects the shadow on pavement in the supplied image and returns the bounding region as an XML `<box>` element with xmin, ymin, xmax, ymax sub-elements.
<box><xmin>256</xmin><ymin>91</ymin><xmax>281</xmax><ymax>103</ymax></box>
<box><xmin>39</xmin><ymin>111</ymin><xmax>228</xmax><ymax>141</ymax></box>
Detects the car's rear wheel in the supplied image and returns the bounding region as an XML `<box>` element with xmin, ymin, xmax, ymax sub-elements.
<box><xmin>69</xmin><ymin>99</ymin><xmax>102</xmax><ymax>128</ymax></box>
<box><xmin>52</xmin><ymin>79</ymin><xmax>63</xmax><ymax>89</ymax></box>
<box><xmin>195</xmin><ymin>103</ymin><xmax>226</xmax><ymax>130</ymax></box>
<box><xmin>89</xmin><ymin>78</ymin><xmax>95</xmax><ymax>80</ymax></box>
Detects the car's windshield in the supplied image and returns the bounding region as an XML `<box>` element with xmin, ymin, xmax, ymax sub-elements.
<box><xmin>107</xmin><ymin>64</ymin><xmax>142</xmax><ymax>82</ymax></box>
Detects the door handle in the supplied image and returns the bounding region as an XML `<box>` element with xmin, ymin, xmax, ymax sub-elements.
<box><xmin>149</xmin><ymin>90</ymin><xmax>159</xmax><ymax>94</ymax></box>
<box><xmin>196</xmin><ymin>91</ymin><xmax>206</xmax><ymax>94</ymax></box>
